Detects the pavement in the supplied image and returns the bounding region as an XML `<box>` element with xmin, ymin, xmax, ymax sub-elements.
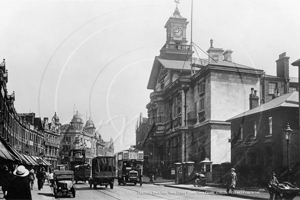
<box><xmin>142</xmin><ymin>176</ymin><xmax>300</xmax><ymax>200</ymax></box>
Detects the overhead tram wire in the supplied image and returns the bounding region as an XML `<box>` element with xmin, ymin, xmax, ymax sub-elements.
<box><xmin>193</xmin><ymin>42</ymin><xmax>218</xmax><ymax>63</ymax></box>
<box><xmin>178</xmin><ymin>43</ymin><xmax>193</xmax><ymax>76</ymax></box>
<box><xmin>192</xmin><ymin>42</ymin><xmax>203</xmax><ymax>66</ymax></box>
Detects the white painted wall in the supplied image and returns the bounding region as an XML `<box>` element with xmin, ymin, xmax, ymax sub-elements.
<box><xmin>210</xmin><ymin>72</ymin><xmax>260</xmax><ymax>121</ymax></box>
<box><xmin>210</xmin><ymin>128</ymin><xmax>231</xmax><ymax>164</ymax></box>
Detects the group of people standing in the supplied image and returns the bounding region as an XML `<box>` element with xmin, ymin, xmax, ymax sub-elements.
<box><xmin>0</xmin><ymin>164</ymin><xmax>48</xmax><ymax>200</ymax></box>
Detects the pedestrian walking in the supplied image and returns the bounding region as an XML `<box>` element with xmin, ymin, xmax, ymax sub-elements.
<box><xmin>225</xmin><ymin>168</ymin><xmax>238</xmax><ymax>194</ymax></box>
<box><xmin>1</xmin><ymin>165</ymin><xmax>13</xmax><ymax>198</ymax></box>
<box><xmin>5</xmin><ymin>165</ymin><xmax>32</xmax><ymax>200</ymax></box>
<box><xmin>36</xmin><ymin>167</ymin><xmax>46</xmax><ymax>190</ymax></box>
<box><xmin>268</xmin><ymin>172</ymin><xmax>280</xmax><ymax>200</ymax></box>
<box><xmin>48</xmin><ymin>169</ymin><xmax>54</xmax><ymax>187</ymax></box>
<box><xmin>149</xmin><ymin>170</ymin><xmax>154</xmax><ymax>183</ymax></box>
<box><xmin>28</xmin><ymin>168</ymin><xmax>35</xmax><ymax>190</ymax></box>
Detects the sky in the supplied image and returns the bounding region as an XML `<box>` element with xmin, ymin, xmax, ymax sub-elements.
<box><xmin>0</xmin><ymin>0</ymin><xmax>300</xmax><ymax>153</ymax></box>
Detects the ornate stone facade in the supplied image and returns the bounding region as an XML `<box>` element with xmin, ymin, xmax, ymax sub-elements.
<box><xmin>59</xmin><ymin>111</ymin><xmax>114</xmax><ymax>165</ymax></box>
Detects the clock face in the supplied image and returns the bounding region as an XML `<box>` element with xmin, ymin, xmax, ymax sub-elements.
<box><xmin>173</xmin><ymin>27</ymin><xmax>183</xmax><ymax>38</ymax></box>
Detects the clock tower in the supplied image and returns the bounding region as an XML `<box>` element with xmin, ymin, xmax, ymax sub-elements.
<box><xmin>160</xmin><ymin>6</ymin><xmax>193</xmax><ymax>61</ymax></box>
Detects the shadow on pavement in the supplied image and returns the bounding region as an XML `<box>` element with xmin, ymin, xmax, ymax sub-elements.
<box><xmin>74</xmin><ymin>186</ymin><xmax>91</xmax><ymax>191</ymax></box>
<box><xmin>37</xmin><ymin>192</ymin><xmax>53</xmax><ymax>197</ymax></box>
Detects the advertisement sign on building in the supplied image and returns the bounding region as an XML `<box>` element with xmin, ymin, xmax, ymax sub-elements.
<box><xmin>14</xmin><ymin>144</ymin><xmax>21</xmax><ymax>151</ymax></box>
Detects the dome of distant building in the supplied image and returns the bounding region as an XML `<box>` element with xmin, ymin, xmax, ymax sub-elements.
<box><xmin>52</xmin><ymin>112</ymin><xmax>60</xmax><ymax>123</ymax></box>
<box><xmin>71</xmin><ymin>111</ymin><xmax>83</xmax><ymax>123</ymax></box>
<box><xmin>85</xmin><ymin>117</ymin><xmax>95</xmax><ymax>129</ymax></box>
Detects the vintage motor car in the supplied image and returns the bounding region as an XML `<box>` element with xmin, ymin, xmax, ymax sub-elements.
<box><xmin>53</xmin><ymin>170</ymin><xmax>76</xmax><ymax>198</ymax></box>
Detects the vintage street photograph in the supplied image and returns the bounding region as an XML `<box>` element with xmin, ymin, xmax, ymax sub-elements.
<box><xmin>0</xmin><ymin>0</ymin><xmax>300</xmax><ymax>199</ymax></box>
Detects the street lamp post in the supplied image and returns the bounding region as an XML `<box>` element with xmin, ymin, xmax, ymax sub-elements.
<box><xmin>284</xmin><ymin>123</ymin><xmax>292</xmax><ymax>182</ymax></box>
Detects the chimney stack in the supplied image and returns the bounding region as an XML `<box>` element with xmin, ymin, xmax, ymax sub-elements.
<box><xmin>207</xmin><ymin>39</ymin><xmax>224</xmax><ymax>64</ymax></box>
<box><xmin>276</xmin><ymin>52</ymin><xmax>290</xmax><ymax>94</ymax></box>
<box><xmin>223</xmin><ymin>49</ymin><xmax>233</xmax><ymax>62</ymax></box>
<box><xmin>249</xmin><ymin>88</ymin><xmax>259</xmax><ymax>109</ymax></box>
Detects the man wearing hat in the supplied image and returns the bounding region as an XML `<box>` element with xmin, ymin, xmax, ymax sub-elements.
<box><xmin>226</xmin><ymin>168</ymin><xmax>238</xmax><ymax>194</ymax></box>
<box><xmin>5</xmin><ymin>165</ymin><xmax>32</xmax><ymax>200</ymax></box>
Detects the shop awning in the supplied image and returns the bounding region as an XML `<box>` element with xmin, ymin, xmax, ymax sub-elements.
<box><xmin>0</xmin><ymin>140</ymin><xmax>16</xmax><ymax>161</ymax></box>
<box><xmin>31</xmin><ymin>156</ymin><xmax>42</xmax><ymax>165</ymax></box>
<box><xmin>31</xmin><ymin>156</ymin><xmax>51</xmax><ymax>166</ymax></box>
<box><xmin>23</xmin><ymin>154</ymin><xmax>38</xmax><ymax>166</ymax></box>
<box><xmin>43</xmin><ymin>158</ymin><xmax>51</xmax><ymax>166</ymax></box>
<box><xmin>27</xmin><ymin>155</ymin><xmax>39</xmax><ymax>165</ymax></box>
<box><xmin>9</xmin><ymin>146</ymin><xmax>31</xmax><ymax>165</ymax></box>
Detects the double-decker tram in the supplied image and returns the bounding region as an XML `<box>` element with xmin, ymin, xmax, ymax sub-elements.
<box><xmin>69</xmin><ymin>149</ymin><xmax>86</xmax><ymax>171</ymax></box>
<box><xmin>68</xmin><ymin>149</ymin><xmax>90</xmax><ymax>183</ymax></box>
<box><xmin>116</xmin><ymin>148</ymin><xmax>144</xmax><ymax>186</ymax></box>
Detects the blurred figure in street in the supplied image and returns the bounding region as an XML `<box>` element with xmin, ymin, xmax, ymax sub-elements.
<box><xmin>149</xmin><ymin>169</ymin><xmax>154</xmax><ymax>183</ymax></box>
<box><xmin>154</xmin><ymin>168</ymin><xmax>158</xmax><ymax>180</ymax></box>
<box><xmin>28</xmin><ymin>168</ymin><xmax>35</xmax><ymax>190</ymax></box>
<box><xmin>45</xmin><ymin>170</ymin><xmax>49</xmax><ymax>184</ymax></box>
<box><xmin>48</xmin><ymin>169</ymin><xmax>54</xmax><ymax>187</ymax></box>
<box><xmin>36</xmin><ymin>167</ymin><xmax>46</xmax><ymax>190</ymax></box>
<box><xmin>268</xmin><ymin>172</ymin><xmax>280</xmax><ymax>200</ymax></box>
<box><xmin>226</xmin><ymin>168</ymin><xmax>238</xmax><ymax>194</ymax></box>
<box><xmin>1</xmin><ymin>165</ymin><xmax>13</xmax><ymax>198</ymax></box>
<box><xmin>5</xmin><ymin>165</ymin><xmax>32</xmax><ymax>200</ymax></box>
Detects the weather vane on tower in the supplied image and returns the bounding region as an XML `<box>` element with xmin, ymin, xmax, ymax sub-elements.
<box><xmin>174</xmin><ymin>0</ymin><xmax>180</xmax><ymax>7</ymax></box>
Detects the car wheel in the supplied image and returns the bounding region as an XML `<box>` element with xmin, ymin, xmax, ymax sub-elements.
<box><xmin>93</xmin><ymin>183</ymin><xmax>97</xmax><ymax>189</ymax></box>
<box><xmin>105</xmin><ymin>184</ymin><xmax>108</xmax><ymax>188</ymax></box>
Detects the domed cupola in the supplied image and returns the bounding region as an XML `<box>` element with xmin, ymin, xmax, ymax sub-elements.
<box><xmin>71</xmin><ymin>111</ymin><xmax>83</xmax><ymax>124</ymax></box>
<box><xmin>85</xmin><ymin>117</ymin><xmax>95</xmax><ymax>129</ymax></box>
<box><xmin>52</xmin><ymin>112</ymin><xmax>60</xmax><ymax>124</ymax></box>
<box><xmin>70</xmin><ymin>111</ymin><xmax>83</xmax><ymax>130</ymax></box>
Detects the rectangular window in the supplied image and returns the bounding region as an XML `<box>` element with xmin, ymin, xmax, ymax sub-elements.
<box><xmin>198</xmin><ymin>80</ymin><xmax>206</xmax><ymax>94</ymax></box>
<box><xmin>239</xmin><ymin>125</ymin><xmax>243</xmax><ymax>140</ymax></box>
<box><xmin>254</xmin><ymin>121</ymin><xmax>257</xmax><ymax>138</ymax></box>
<box><xmin>65</xmin><ymin>137</ymin><xmax>71</xmax><ymax>143</ymax></box>
<box><xmin>268</xmin><ymin>83</ymin><xmax>277</xmax><ymax>95</ymax></box>
<box><xmin>269</xmin><ymin>117</ymin><xmax>272</xmax><ymax>135</ymax></box>
<box><xmin>198</xmin><ymin>112</ymin><xmax>205</xmax><ymax>123</ymax></box>
<box><xmin>199</xmin><ymin>98</ymin><xmax>205</xmax><ymax>111</ymax></box>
